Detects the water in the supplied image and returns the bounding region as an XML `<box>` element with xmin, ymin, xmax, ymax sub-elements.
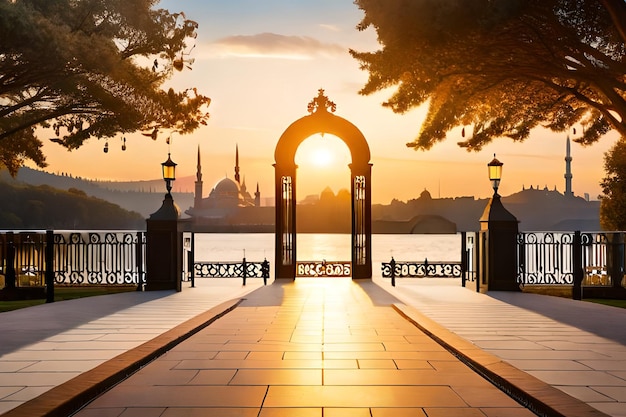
<box><xmin>193</xmin><ymin>233</ymin><xmax>462</xmax><ymax>274</ymax></box>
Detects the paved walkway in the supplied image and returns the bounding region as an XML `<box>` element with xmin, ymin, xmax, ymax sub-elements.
<box><xmin>0</xmin><ymin>280</ymin><xmax>264</xmax><ymax>415</ymax></box>
<box><xmin>380</xmin><ymin>277</ymin><xmax>626</xmax><ymax>417</ymax></box>
<box><xmin>73</xmin><ymin>278</ymin><xmax>536</xmax><ymax>417</ymax></box>
<box><xmin>0</xmin><ymin>277</ymin><xmax>625</xmax><ymax>416</ymax></box>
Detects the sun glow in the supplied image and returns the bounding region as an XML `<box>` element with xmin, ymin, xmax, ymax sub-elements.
<box><xmin>295</xmin><ymin>134</ymin><xmax>350</xmax><ymax>169</ymax></box>
<box><xmin>310</xmin><ymin>147</ymin><xmax>334</xmax><ymax>167</ymax></box>
<box><xmin>295</xmin><ymin>134</ymin><xmax>351</xmax><ymax>198</ymax></box>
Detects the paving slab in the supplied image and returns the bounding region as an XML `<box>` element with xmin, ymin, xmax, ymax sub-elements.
<box><xmin>0</xmin><ymin>279</ymin><xmax>263</xmax><ymax>415</ymax></box>
<box><xmin>380</xmin><ymin>277</ymin><xmax>626</xmax><ymax>417</ymax></box>
<box><xmin>1</xmin><ymin>276</ymin><xmax>624</xmax><ymax>417</ymax></box>
<box><xmin>63</xmin><ymin>279</ymin><xmax>570</xmax><ymax>417</ymax></box>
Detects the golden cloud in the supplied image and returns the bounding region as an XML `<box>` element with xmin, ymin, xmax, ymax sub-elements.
<box><xmin>209</xmin><ymin>32</ymin><xmax>346</xmax><ymax>59</ymax></box>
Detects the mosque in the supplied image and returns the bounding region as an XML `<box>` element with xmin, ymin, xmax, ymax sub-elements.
<box><xmin>184</xmin><ymin>136</ymin><xmax>597</xmax><ymax>232</ymax></box>
<box><xmin>185</xmin><ymin>146</ymin><xmax>272</xmax><ymax>231</ymax></box>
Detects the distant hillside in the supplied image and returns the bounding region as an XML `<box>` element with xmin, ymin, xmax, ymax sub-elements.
<box><xmin>2</xmin><ymin>167</ymin><xmax>194</xmax><ymax>218</ymax></box>
<box><xmin>373</xmin><ymin>187</ymin><xmax>600</xmax><ymax>232</ymax></box>
<box><xmin>3</xmin><ymin>168</ymin><xmax>601</xmax><ymax>232</ymax></box>
<box><xmin>0</xmin><ymin>180</ymin><xmax>144</xmax><ymax>229</ymax></box>
<box><xmin>503</xmin><ymin>187</ymin><xmax>600</xmax><ymax>231</ymax></box>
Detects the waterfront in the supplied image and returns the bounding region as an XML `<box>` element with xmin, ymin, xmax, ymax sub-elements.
<box><xmin>193</xmin><ymin>233</ymin><xmax>462</xmax><ymax>274</ymax></box>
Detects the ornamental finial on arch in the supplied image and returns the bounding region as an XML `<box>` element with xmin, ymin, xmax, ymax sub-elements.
<box><xmin>307</xmin><ymin>88</ymin><xmax>336</xmax><ymax>114</ymax></box>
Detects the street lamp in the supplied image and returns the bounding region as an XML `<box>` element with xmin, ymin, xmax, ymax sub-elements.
<box><xmin>487</xmin><ymin>154</ymin><xmax>503</xmax><ymax>195</ymax></box>
<box><xmin>161</xmin><ymin>153</ymin><xmax>177</xmax><ymax>195</ymax></box>
<box><xmin>146</xmin><ymin>151</ymin><xmax>181</xmax><ymax>291</ymax></box>
<box><xmin>479</xmin><ymin>153</ymin><xmax>519</xmax><ymax>292</ymax></box>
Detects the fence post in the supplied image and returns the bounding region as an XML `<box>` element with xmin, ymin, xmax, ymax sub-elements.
<box><xmin>5</xmin><ymin>232</ymin><xmax>16</xmax><ymax>290</ymax></box>
<box><xmin>476</xmin><ymin>231</ymin><xmax>482</xmax><ymax>293</ymax></box>
<box><xmin>262</xmin><ymin>259</ymin><xmax>269</xmax><ymax>285</ymax></box>
<box><xmin>608</xmin><ymin>232</ymin><xmax>624</xmax><ymax>291</ymax></box>
<box><xmin>572</xmin><ymin>231</ymin><xmax>583</xmax><ymax>300</ymax></box>
<box><xmin>517</xmin><ymin>232</ymin><xmax>525</xmax><ymax>288</ymax></box>
<box><xmin>189</xmin><ymin>233</ymin><xmax>195</xmax><ymax>288</ymax></box>
<box><xmin>45</xmin><ymin>230</ymin><xmax>54</xmax><ymax>303</ymax></box>
<box><xmin>461</xmin><ymin>231</ymin><xmax>467</xmax><ymax>287</ymax></box>
<box><xmin>479</xmin><ymin>194</ymin><xmax>519</xmax><ymax>292</ymax></box>
<box><xmin>135</xmin><ymin>231</ymin><xmax>143</xmax><ymax>291</ymax></box>
<box><xmin>242</xmin><ymin>257</ymin><xmax>247</xmax><ymax>286</ymax></box>
<box><xmin>390</xmin><ymin>257</ymin><xmax>396</xmax><ymax>287</ymax></box>
<box><xmin>145</xmin><ymin>193</ymin><xmax>182</xmax><ymax>292</ymax></box>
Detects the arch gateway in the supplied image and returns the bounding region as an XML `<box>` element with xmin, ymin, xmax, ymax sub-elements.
<box><xmin>274</xmin><ymin>90</ymin><xmax>372</xmax><ymax>279</ymax></box>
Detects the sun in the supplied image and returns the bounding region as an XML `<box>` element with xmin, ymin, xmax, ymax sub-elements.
<box><xmin>295</xmin><ymin>134</ymin><xmax>350</xmax><ymax>171</ymax></box>
<box><xmin>310</xmin><ymin>147</ymin><xmax>334</xmax><ymax>167</ymax></box>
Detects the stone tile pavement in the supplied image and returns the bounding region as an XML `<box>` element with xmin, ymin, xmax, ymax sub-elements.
<box><xmin>1</xmin><ymin>276</ymin><xmax>625</xmax><ymax>416</ymax></box>
<box><xmin>380</xmin><ymin>277</ymin><xmax>626</xmax><ymax>417</ymax></box>
<box><xmin>74</xmin><ymin>279</ymin><xmax>537</xmax><ymax>417</ymax></box>
<box><xmin>0</xmin><ymin>279</ymin><xmax>264</xmax><ymax>415</ymax></box>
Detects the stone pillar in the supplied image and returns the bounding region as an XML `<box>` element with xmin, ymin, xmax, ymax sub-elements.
<box><xmin>145</xmin><ymin>193</ymin><xmax>182</xmax><ymax>291</ymax></box>
<box><xmin>478</xmin><ymin>195</ymin><xmax>520</xmax><ymax>292</ymax></box>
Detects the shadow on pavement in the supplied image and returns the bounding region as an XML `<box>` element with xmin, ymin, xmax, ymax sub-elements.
<box><xmin>488</xmin><ymin>291</ymin><xmax>626</xmax><ymax>345</ymax></box>
<box><xmin>354</xmin><ymin>279</ymin><xmax>403</xmax><ymax>306</ymax></box>
<box><xmin>239</xmin><ymin>281</ymin><xmax>286</xmax><ymax>307</ymax></box>
<box><xmin>0</xmin><ymin>290</ymin><xmax>174</xmax><ymax>356</ymax></box>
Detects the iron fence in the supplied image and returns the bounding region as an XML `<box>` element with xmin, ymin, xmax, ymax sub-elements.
<box><xmin>517</xmin><ymin>232</ymin><xmax>575</xmax><ymax>285</ymax></box>
<box><xmin>194</xmin><ymin>260</ymin><xmax>268</xmax><ymax>279</ymax></box>
<box><xmin>53</xmin><ymin>231</ymin><xmax>145</xmax><ymax>285</ymax></box>
<box><xmin>193</xmin><ymin>259</ymin><xmax>269</xmax><ymax>285</ymax></box>
<box><xmin>517</xmin><ymin>231</ymin><xmax>625</xmax><ymax>292</ymax></box>
<box><xmin>1</xmin><ymin>230</ymin><xmax>145</xmax><ymax>290</ymax></box>
<box><xmin>381</xmin><ymin>259</ymin><xmax>463</xmax><ymax>278</ymax></box>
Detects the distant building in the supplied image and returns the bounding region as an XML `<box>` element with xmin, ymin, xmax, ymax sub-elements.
<box><xmin>186</xmin><ymin>145</ymin><xmax>268</xmax><ymax>228</ymax></box>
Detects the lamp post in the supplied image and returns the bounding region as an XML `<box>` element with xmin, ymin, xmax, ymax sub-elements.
<box><xmin>162</xmin><ymin>153</ymin><xmax>177</xmax><ymax>195</ymax></box>
<box><xmin>487</xmin><ymin>154</ymin><xmax>503</xmax><ymax>195</ymax></box>
<box><xmin>145</xmin><ymin>152</ymin><xmax>182</xmax><ymax>291</ymax></box>
<box><xmin>478</xmin><ymin>154</ymin><xmax>519</xmax><ymax>292</ymax></box>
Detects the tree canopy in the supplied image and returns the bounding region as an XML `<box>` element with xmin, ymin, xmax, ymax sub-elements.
<box><xmin>351</xmin><ymin>0</ymin><xmax>626</xmax><ymax>151</ymax></box>
<box><xmin>600</xmin><ymin>138</ymin><xmax>626</xmax><ymax>230</ymax></box>
<box><xmin>0</xmin><ymin>0</ymin><xmax>210</xmax><ymax>175</ymax></box>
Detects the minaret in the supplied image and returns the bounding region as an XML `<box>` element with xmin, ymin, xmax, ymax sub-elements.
<box><xmin>564</xmin><ymin>135</ymin><xmax>573</xmax><ymax>197</ymax></box>
<box><xmin>255</xmin><ymin>182</ymin><xmax>261</xmax><ymax>207</ymax></box>
<box><xmin>194</xmin><ymin>146</ymin><xmax>203</xmax><ymax>210</ymax></box>
<box><xmin>234</xmin><ymin>144</ymin><xmax>241</xmax><ymax>185</ymax></box>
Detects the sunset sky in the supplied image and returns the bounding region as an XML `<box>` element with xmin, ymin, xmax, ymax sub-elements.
<box><xmin>33</xmin><ymin>0</ymin><xmax>618</xmax><ymax>204</ymax></box>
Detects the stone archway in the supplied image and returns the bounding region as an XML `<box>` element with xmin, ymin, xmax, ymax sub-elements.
<box><xmin>274</xmin><ymin>89</ymin><xmax>372</xmax><ymax>279</ymax></box>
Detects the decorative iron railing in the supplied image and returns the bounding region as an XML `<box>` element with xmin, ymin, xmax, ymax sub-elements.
<box><xmin>194</xmin><ymin>259</ymin><xmax>269</xmax><ymax>284</ymax></box>
<box><xmin>53</xmin><ymin>231</ymin><xmax>144</xmax><ymax>285</ymax></box>
<box><xmin>296</xmin><ymin>261</ymin><xmax>351</xmax><ymax>277</ymax></box>
<box><xmin>0</xmin><ymin>230</ymin><xmax>145</xmax><ymax>289</ymax></box>
<box><xmin>381</xmin><ymin>259</ymin><xmax>462</xmax><ymax>279</ymax></box>
<box><xmin>516</xmin><ymin>232</ymin><xmax>575</xmax><ymax>285</ymax></box>
<box><xmin>0</xmin><ymin>231</ymin><xmax>47</xmax><ymax>287</ymax></box>
<box><xmin>516</xmin><ymin>231</ymin><xmax>623</xmax><ymax>288</ymax></box>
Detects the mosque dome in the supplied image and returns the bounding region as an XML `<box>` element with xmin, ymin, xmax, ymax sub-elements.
<box><xmin>206</xmin><ymin>177</ymin><xmax>240</xmax><ymax>208</ymax></box>
<box><xmin>420</xmin><ymin>189</ymin><xmax>432</xmax><ymax>200</ymax></box>
<box><xmin>213</xmin><ymin>178</ymin><xmax>239</xmax><ymax>196</ymax></box>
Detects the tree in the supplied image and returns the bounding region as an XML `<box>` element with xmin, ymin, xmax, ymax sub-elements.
<box><xmin>600</xmin><ymin>138</ymin><xmax>626</xmax><ymax>230</ymax></box>
<box><xmin>351</xmin><ymin>0</ymin><xmax>626</xmax><ymax>151</ymax></box>
<box><xmin>0</xmin><ymin>0</ymin><xmax>210</xmax><ymax>175</ymax></box>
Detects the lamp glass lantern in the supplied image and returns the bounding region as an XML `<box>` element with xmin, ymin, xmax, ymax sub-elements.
<box><xmin>161</xmin><ymin>153</ymin><xmax>177</xmax><ymax>194</ymax></box>
<box><xmin>487</xmin><ymin>154</ymin><xmax>503</xmax><ymax>195</ymax></box>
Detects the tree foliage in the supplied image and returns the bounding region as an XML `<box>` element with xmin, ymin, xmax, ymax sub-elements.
<box><xmin>351</xmin><ymin>0</ymin><xmax>626</xmax><ymax>151</ymax></box>
<box><xmin>0</xmin><ymin>181</ymin><xmax>144</xmax><ymax>229</ymax></box>
<box><xmin>0</xmin><ymin>0</ymin><xmax>210</xmax><ymax>175</ymax></box>
<box><xmin>600</xmin><ymin>138</ymin><xmax>626</xmax><ymax>230</ymax></box>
